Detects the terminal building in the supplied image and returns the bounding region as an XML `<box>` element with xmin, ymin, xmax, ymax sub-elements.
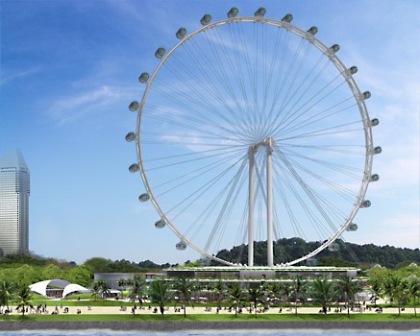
<box><xmin>0</xmin><ymin>150</ymin><xmax>30</xmax><ymax>256</ymax></box>
<box><xmin>165</xmin><ymin>265</ymin><xmax>359</xmax><ymax>284</ymax></box>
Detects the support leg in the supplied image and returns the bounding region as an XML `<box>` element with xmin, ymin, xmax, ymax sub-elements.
<box><xmin>267</xmin><ymin>139</ymin><xmax>274</xmax><ymax>267</ymax></box>
<box><xmin>248</xmin><ymin>147</ymin><xmax>255</xmax><ymax>267</ymax></box>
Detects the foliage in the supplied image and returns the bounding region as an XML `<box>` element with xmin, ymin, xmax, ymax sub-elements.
<box><xmin>227</xmin><ymin>283</ymin><xmax>244</xmax><ymax>315</ymax></box>
<box><xmin>214</xmin><ymin>238</ymin><xmax>420</xmax><ymax>268</ymax></box>
<box><xmin>247</xmin><ymin>284</ymin><xmax>265</xmax><ymax>315</ymax></box>
<box><xmin>149</xmin><ymin>280</ymin><xmax>172</xmax><ymax>316</ymax></box>
<box><xmin>291</xmin><ymin>275</ymin><xmax>306</xmax><ymax>315</ymax></box>
<box><xmin>128</xmin><ymin>276</ymin><xmax>146</xmax><ymax>304</ymax></box>
<box><xmin>310</xmin><ymin>277</ymin><xmax>335</xmax><ymax>314</ymax></box>
<box><xmin>92</xmin><ymin>280</ymin><xmax>109</xmax><ymax>300</ymax></box>
<box><xmin>335</xmin><ymin>276</ymin><xmax>361</xmax><ymax>316</ymax></box>
<box><xmin>173</xmin><ymin>277</ymin><xmax>194</xmax><ymax>317</ymax></box>
<box><xmin>15</xmin><ymin>283</ymin><xmax>33</xmax><ymax>316</ymax></box>
<box><xmin>0</xmin><ymin>280</ymin><xmax>14</xmax><ymax>312</ymax></box>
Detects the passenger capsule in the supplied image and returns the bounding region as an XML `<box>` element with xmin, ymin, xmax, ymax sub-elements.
<box><xmin>361</xmin><ymin>200</ymin><xmax>371</xmax><ymax>208</ymax></box>
<box><xmin>176</xmin><ymin>27</ymin><xmax>187</xmax><ymax>39</ymax></box>
<box><xmin>176</xmin><ymin>241</ymin><xmax>187</xmax><ymax>250</ymax></box>
<box><xmin>282</xmin><ymin>14</ymin><xmax>293</xmax><ymax>23</ymax></box>
<box><xmin>125</xmin><ymin>132</ymin><xmax>136</xmax><ymax>142</ymax></box>
<box><xmin>349</xmin><ymin>66</ymin><xmax>358</xmax><ymax>75</ymax></box>
<box><xmin>128</xmin><ymin>163</ymin><xmax>140</xmax><ymax>173</ymax></box>
<box><xmin>373</xmin><ymin>146</ymin><xmax>382</xmax><ymax>154</ymax></box>
<box><xmin>370</xmin><ymin>118</ymin><xmax>380</xmax><ymax>127</ymax></box>
<box><xmin>346</xmin><ymin>223</ymin><xmax>358</xmax><ymax>231</ymax></box>
<box><xmin>328</xmin><ymin>243</ymin><xmax>339</xmax><ymax>252</ymax></box>
<box><xmin>329</xmin><ymin>44</ymin><xmax>340</xmax><ymax>53</ymax></box>
<box><xmin>138</xmin><ymin>72</ymin><xmax>149</xmax><ymax>83</ymax></box>
<box><xmin>307</xmin><ymin>26</ymin><xmax>318</xmax><ymax>35</ymax></box>
<box><xmin>200</xmin><ymin>14</ymin><xmax>212</xmax><ymax>26</ymax></box>
<box><xmin>227</xmin><ymin>7</ymin><xmax>239</xmax><ymax>18</ymax></box>
<box><xmin>155</xmin><ymin>47</ymin><xmax>166</xmax><ymax>59</ymax></box>
<box><xmin>129</xmin><ymin>101</ymin><xmax>139</xmax><ymax>112</ymax></box>
<box><xmin>155</xmin><ymin>219</ymin><xmax>166</xmax><ymax>228</ymax></box>
<box><xmin>138</xmin><ymin>193</ymin><xmax>150</xmax><ymax>202</ymax></box>
<box><xmin>363</xmin><ymin>91</ymin><xmax>371</xmax><ymax>100</ymax></box>
<box><xmin>370</xmin><ymin>174</ymin><xmax>380</xmax><ymax>182</ymax></box>
<box><xmin>254</xmin><ymin>7</ymin><xmax>266</xmax><ymax>17</ymax></box>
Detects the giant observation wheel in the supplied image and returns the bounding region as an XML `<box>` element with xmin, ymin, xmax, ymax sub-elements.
<box><xmin>126</xmin><ymin>7</ymin><xmax>381</xmax><ymax>266</ymax></box>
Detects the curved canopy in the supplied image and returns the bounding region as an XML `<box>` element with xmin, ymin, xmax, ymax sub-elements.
<box><xmin>29</xmin><ymin>279</ymin><xmax>90</xmax><ymax>298</ymax></box>
<box><xmin>62</xmin><ymin>283</ymin><xmax>90</xmax><ymax>298</ymax></box>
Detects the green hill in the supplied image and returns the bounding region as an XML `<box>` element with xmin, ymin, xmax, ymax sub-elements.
<box><xmin>213</xmin><ymin>238</ymin><xmax>420</xmax><ymax>268</ymax></box>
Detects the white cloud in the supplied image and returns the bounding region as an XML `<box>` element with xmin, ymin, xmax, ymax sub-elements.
<box><xmin>47</xmin><ymin>85</ymin><xmax>137</xmax><ymax>125</ymax></box>
<box><xmin>0</xmin><ymin>67</ymin><xmax>41</xmax><ymax>86</ymax></box>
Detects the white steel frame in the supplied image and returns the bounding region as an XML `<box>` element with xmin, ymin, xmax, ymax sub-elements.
<box><xmin>134</xmin><ymin>15</ymin><xmax>374</xmax><ymax>267</ymax></box>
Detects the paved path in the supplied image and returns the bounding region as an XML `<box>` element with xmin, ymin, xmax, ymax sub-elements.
<box><xmin>9</xmin><ymin>305</ymin><xmax>417</xmax><ymax>315</ymax></box>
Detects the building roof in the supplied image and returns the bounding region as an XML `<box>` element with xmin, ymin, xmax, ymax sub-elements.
<box><xmin>0</xmin><ymin>150</ymin><xmax>28</xmax><ymax>170</ymax></box>
<box><xmin>29</xmin><ymin>279</ymin><xmax>90</xmax><ymax>298</ymax></box>
<box><xmin>166</xmin><ymin>266</ymin><xmax>360</xmax><ymax>272</ymax></box>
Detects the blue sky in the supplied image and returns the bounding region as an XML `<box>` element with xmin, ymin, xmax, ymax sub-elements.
<box><xmin>1</xmin><ymin>0</ymin><xmax>419</xmax><ymax>264</ymax></box>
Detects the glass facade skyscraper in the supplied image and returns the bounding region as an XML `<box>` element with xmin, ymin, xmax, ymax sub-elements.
<box><xmin>0</xmin><ymin>151</ymin><xmax>30</xmax><ymax>256</ymax></box>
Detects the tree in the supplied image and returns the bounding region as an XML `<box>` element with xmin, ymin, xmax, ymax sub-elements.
<box><xmin>291</xmin><ymin>275</ymin><xmax>305</xmax><ymax>315</ymax></box>
<box><xmin>280</xmin><ymin>282</ymin><xmax>293</xmax><ymax>309</ymax></box>
<box><xmin>335</xmin><ymin>276</ymin><xmax>361</xmax><ymax>316</ymax></box>
<box><xmin>247</xmin><ymin>284</ymin><xmax>264</xmax><ymax>316</ymax></box>
<box><xmin>394</xmin><ymin>278</ymin><xmax>409</xmax><ymax>316</ymax></box>
<box><xmin>383</xmin><ymin>274</ymin><xmax>401</xmax><ymax>304</ymax></box>
<box><xmin>213</xmin><ymin>280</ymin><xmax>225</xmax><ymax>309</ymax></box>
<box><xmin>15</xmin><ymin>284</ymin><xmax>33</xmax><ymax>316</ymax></box>
<box><xmin>227</xmin><ymin>283</ymin><xmax>244</xmax><ymax>316</ymax></box>
<box><xmin>129</xmin><ymin>277</ymin><xmax>146</xmax><ymax>306</ymax></box>
<box><xmin>0</xmin><ymin>281</ymin><xmax>14</xmax><ymax>313</ymax></box>
<box><xmin>92</xmin><ymin>280</ymin><xmax>109</xmax><ymax>300</ymax></box>
<box><xmin>149</xmin><ymin>280</ymin><xmax>171</xmax><ymax>316</ymax></box>
<box><xmin>310</xmin><ymin>277</ymin><xmax>335</xmax><ymax>314</ymax></box>
<box><xmin>406</xmin><ymin>276</ymin><xmax>420</xmax><ymax>317</ymax></box>
<box><xmin>268</xmin><ymin>283</ymin><xmax>282</xmax><ymax>305</ymax></box>
<box><xmin>173</xmin><ymin>277</ymin><xmax>194</xmax><ymax>317</ymax></box>
<box><xmin>368</xmin><ymin>278</ymin><xmax>382</xmax><ymax>305</ymax></box>
<box><xmin>83</xmin><ymin>257</ymin><xmax>112</xmax><ymax>273</ymax></box>
<box><xmin>67</xmin><ymin>266</ymin><xmax>91</xmax><ymax>287</ymax></box>
<box><xmin>41</xmin><ymin>264</ymin><xmax>63</xmax><ymax>280</ymax></box>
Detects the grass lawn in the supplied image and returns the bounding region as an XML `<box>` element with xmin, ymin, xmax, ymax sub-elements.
<box><xmin>0</xmin><ymin>314</ymin><xmax>419</xmax><ymax>322</ymax></box>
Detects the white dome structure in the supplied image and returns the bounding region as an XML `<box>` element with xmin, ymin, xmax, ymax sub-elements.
<box><xmin>29</xmin><ymin>279</ymin><xmax>90</xmax><ymax>299</ymax></box>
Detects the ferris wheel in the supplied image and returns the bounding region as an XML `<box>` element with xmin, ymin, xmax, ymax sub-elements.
<box><xmin>126</xmin><ymin>7</ymin><xmax>381</xmax><ymax>267</ymax></box>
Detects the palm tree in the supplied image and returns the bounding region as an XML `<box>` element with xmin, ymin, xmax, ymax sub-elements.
<box><xmin>291</xmin><ymin>276</ymin><xmax>305</xmax><ymax>315</ymax></box>
<box><xmin>129</xmin><ymin>277</ymin><xmax>146</xmax><ymax>306</ymax></box>
<box><xmin>228</xmin><ymin>283</ymin><xmax>244</xmax><ymax>316</ymax></box>
<box><xmin>0</xmin><ymin>281</ymin><xmax>14</xmax><ymax>313</ymax></box>
<box><xmin>16</xmin><ymin>284</ymin><xmax>33</xmax><ymax>316</ymax></box>
<box><xmin>92</xmin><ymin>280</ymin><xmax>109</xmax><ymax>300</ymax></box>
<box><xmin>280</xmin><ymin>282</ymin><xmax>293</xmax><ymax>309</ymax></box>
<box><xmin>149</xmin><ymin>280</ymin><xmax>171</xmax><ymax>316</ymax></box>
<box><xmin>247</xmin><ymin>285</ymin><xmax>264</xmax><ymax>316</ymax></box>
<box><xmin>369</xmin><ymin>279</ymin><xmax>382</xmax><ymax>305</ymax></box>
<box><xmin>383</xmin><ymin>274</ymin><xmax>401</xmax><ymax>304</ymax></box>
<box><xmin>310</xmin><ymin>277</ymin><xmax>334</xmax><ymax>314</ymax></box>
<box><xmin>173</xmin><ymin>277</ymin><xmax>194</xmax><ymax>317</ymax></box>
<box><xmin>394</xmin><ymin>278</ymin><xmax>409</xmax><ymax>316</ymax></box>
<box><xmin>214</xmin><ymin>280</ymin><xmax>225</xmax><ymax>310</ymax></box>
<box><xmin>268</xmin><ymin>283</ymin><xmax>282</xmax><ymax>306</ymax></box>
<box><xmin>335</xmin><ymin>276</ymin><xmax>361</xmax><ymax>316</ymax></box>
<box><xmin>118</xmin><ymin>279</ymin><xmax>128</xmax><ymax>299</ymax></box>
<box><xmin>406</xmin><ymin>276</ymin><xmax>420</xmax><ymax>317</ymax></box>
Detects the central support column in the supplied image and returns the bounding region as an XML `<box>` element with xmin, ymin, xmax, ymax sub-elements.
<box><xmin>266</xmin><ymin>138</ymin><xmax>274</xmax><ymax>267</ymax></box>
<box><xmin>247</xmin><ymin>146</ymin><xmax>255</xmax><ymax>267</ymax></box>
